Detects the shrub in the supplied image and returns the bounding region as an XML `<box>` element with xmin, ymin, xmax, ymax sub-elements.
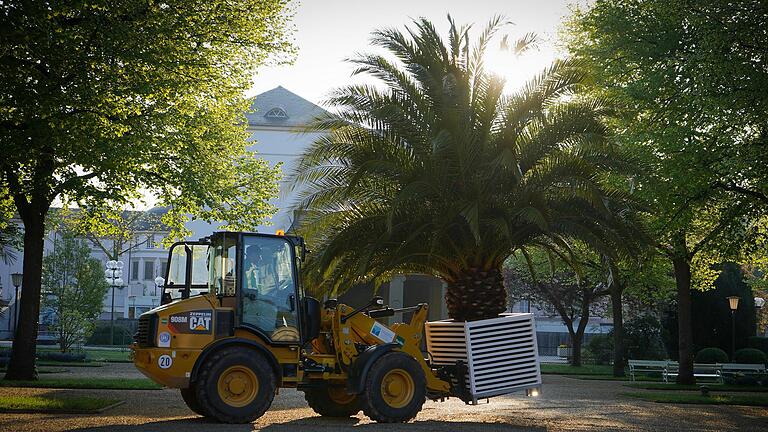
<box><xmin>695</xmin><ymin>347</ymin><xmax>729</xmax><ymax>364</ymax></box>
<box><xmin>624</xmin><ymin>314</ymin><xmax>667</xmax><ymax>360</ymax></box>
<box><xmin>733</xmin><ymin>348</ymin><xmax>767</xmax><ymax>364</ymax></box>
<box><xmin>748</xmin><ymin>337</ymin><xmax>768</xmax><ymax>355</ymax></box>
<box><xmin>86</xmin><ymin>324</ymin><xmax>133</xmax><ymax>346</ymax></box>
<box><xmin>586</xmin><ymin>334</ymin><xmax>613</xmax><ymax>365</ymax></box>
<box><xmin>37</xmin><ymin>351</ymin><xmax>87</xmax><ymax>362</ymax></box>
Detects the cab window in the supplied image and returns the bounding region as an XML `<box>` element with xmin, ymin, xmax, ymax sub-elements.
<box><xmin>166</xmin><ymin>244</ymin><xmax>208</xmax><ymax>300</ymax></box>
<box><xmin>209</xmin><ymin>234</ymin><xmax>237</xmax><ymax>296</ymax></box>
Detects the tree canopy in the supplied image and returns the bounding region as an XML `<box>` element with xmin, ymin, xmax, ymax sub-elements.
<box><xmin>563</xmin><ymin>0</ymin><xmax>768</xmax><ymax>383</ymax></box>
<box><xmin>1</xmin><ymin>0</ymin><xmax>294</xmax><ymax>380</ymax></box>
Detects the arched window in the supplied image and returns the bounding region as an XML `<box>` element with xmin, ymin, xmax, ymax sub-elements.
<box><xmin>264</xmin><ymin>107</ymin><xmax>288</xmax><ymax>119</ymax></box>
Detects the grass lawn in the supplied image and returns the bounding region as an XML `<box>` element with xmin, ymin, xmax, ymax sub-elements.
<box><xmin>540</xmin><ymin>364</ymin><xmax>616</xmax><ymax>376</ymax></box>
<box><xmin>0</xmin><ymin>367</ymin><xmax>68</xmax><ymax>374</ymax></box>
<box><xmin>37</xmin><ymin>361</ymin><xmax>104</xmax><ymax>367</ymax></box>
<box><xmin>0</xmin><ymin>377</ymin><xmax>162</xmax><ymax>390</ymax></box>
<box><xmin>83</xmin><ymin>349</ymin><xmax>132</xmax><ymax>363</ymax></box>
<box><xmin>623</xmin><ymin>392</ymin><xmax>768</xmax><ymax>407</ymax></box>
<box><xmin>2</xmin><ymin>347</ymin><xmax>132</xmax><ymax>363</ymax></box>
<box><xmin>35</xmin><ymin>347</ymin><xmax>132</xmax><ymax>363</ymax></box>
<box><xmin>625</xmin><ymin>383</ymin><xmax>768</xmax><ymax>392</ymax></box>
<box><xmin>569</xmin><ymin>375</ymin><xmax>662</xmax><ymax>382</ymax></box>
<box><xmin>0</xmin><ymin>395</ymin><xmax>122</xmax><ymax>413</ymax></box>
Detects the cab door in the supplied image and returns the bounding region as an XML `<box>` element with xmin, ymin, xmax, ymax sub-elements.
<box><xmin>238</xmin><ymin>234</ymin><xmax>300</xmax><ymax>343</ymax></box>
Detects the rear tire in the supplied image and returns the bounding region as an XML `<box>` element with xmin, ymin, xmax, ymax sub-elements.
<box><xmin>360</xmin><ymin>351</ymin><xmax>426</xmax><ymax>423</ymax></box>
<box><xmin>304</xmin><ymin>385</ymin><xmax>361</xmax><ymax>417</ymax></box>
<box><xmin>180</xmin><ymin>385</ymin><xmax>209</xmax><ymax>417</ymax></box>
<box><xmin>195</xmin><ymin>347</ymin><xmax>277</xmax><ymax>423</ymax></box>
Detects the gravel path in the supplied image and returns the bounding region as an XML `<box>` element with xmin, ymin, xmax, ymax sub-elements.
<box><xmin>1</xmin><ymin>366</ymin><xmax>766</xmax><ymax>432</ymax></box>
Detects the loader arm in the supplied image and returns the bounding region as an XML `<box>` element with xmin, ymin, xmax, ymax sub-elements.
<box><xmin>333</xmin><ymin>302</ymin><xmax>451</xmax><ymax>394</ymax></box>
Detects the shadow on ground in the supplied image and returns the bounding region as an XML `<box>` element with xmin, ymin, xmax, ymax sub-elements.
<box><xmin>70</xmin><ymin>416</ymin><xmax>545</xmax><ymax>432</ymax></box>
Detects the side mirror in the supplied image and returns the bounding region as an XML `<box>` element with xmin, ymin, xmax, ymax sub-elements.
<box><xmin>373</xmin><ymin>296</ymin><xmax>384</xmax><ymax>307</ymax></box>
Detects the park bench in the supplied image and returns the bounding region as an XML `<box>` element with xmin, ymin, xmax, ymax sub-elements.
<box><xmin>719</xmin><ymin>363</ymin><xmax>766</xmax><ymax>380</ymax></box>
<box><xmin>663</xmin><ymin>362</ymin><xmax>722</xmax><ymax>383</ymax></box>
<box><xmin>628</xmin><ymin>360</ymin><xmax>668</xmax><ymax>381</ymax></box>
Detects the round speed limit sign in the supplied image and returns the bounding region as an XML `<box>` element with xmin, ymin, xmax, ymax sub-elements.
<box><xmin>158</xmin><ymin>354</ymin><xmax>173</xmax><ymax>369</ymax></box>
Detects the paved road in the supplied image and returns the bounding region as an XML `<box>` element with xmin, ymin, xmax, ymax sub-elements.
<box><xmin>1</xmin><ymin>364</ymin><xmax>766</xmax><ymax>432</ymax></box>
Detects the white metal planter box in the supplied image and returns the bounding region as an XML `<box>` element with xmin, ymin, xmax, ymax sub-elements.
<box><xmin>425</xmin><ymin>313</ymin><xmax>541</xmax><ymax>403</ymax></box>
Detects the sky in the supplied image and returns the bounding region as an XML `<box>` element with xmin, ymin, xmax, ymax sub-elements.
<box><xmin>249</xmin><ymin>0</ymin><xmax>580</xmax><ymax>105</ymax></box>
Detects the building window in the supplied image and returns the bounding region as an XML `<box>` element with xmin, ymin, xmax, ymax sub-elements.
<box><xmin>146</xmin><ymin>234</ymin><xmax>155</xmax><ymax>249</ymax></box>
<box><xmin>264</xmin><ymin>107</ymin><xmax>288</xmax><ymax>119</ymax></box>
<box><xmin>144</xmin><ymin>261</ymin><xmax>154</xmax><ymax>280</ymax></box>
<box><xmin>131</xmin><ymin>260</ymin><xmax>139</xmax><ymax>281</ymax></box>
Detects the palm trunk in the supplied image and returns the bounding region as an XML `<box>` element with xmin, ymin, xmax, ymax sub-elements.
<box><xmin>672</xmin><ymin>256</ymin><xmax>695</xmax><ymax>385</ymax></box>
<box><xmin>445</xmin><ymin>267</ymin><xmax>506</xmax><ymax>321</ymax></box>
<box><xmin>5</xmin><ymin>213</ymin><xmax>46</xmax><ymax>380</ymax></box>
<box><xmin>610</xmin><ymin>287</ymin><xmax>625</xmax><ymax>377</ymax></box>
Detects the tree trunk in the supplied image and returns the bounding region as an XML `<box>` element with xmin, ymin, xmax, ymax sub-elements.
<box><xmin>672</xmin><ymin>256</ymin><xmax>695</xmax><ymax>385</ymax></box>
<box><xmin>570</xmin><ymin>330</ymin><xmax>582</xmax><ymax>366</ymax></box>
<box><xmin>445</xmin><ymin>266</ymin><xmax>506</xmax><ymax>321</ymax></box>
<box><xmin>610</xmin><ymin>287</ymin><xmax>625</xmax><ymax>377</ymax></box>
<box><xmin>5</xmin><ymin>214</ymin><xmax>46</xmax><ymax>380</ymax></box>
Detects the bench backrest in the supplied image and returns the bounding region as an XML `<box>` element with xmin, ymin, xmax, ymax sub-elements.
<box><xmin>720</xmin><ymin>363</ymin><xmax>766</xmax><ymax>372</ymax></box>
<box><xmin>692</xmin><ymin>363</ymin><xmax>720</xmax><ymax>373</ymax></box>
<box><xmin>628</xmin><ymin>360</ymin><xmax>667</xmax><ymax>368</ymax></box>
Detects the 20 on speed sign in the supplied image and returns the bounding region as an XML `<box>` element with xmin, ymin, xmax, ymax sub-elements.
<box><xmin>158</xmin><ymin>354</ymin><xmax>173</xmax><ymax>369</ymax></box>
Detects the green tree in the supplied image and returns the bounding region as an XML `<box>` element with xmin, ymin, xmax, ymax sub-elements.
<box><xmin>564</xmin><ymin>0</ymin><xmax>768</xmax><ymax>384</ymax></box>
<box><xmin>292</xmin><ymin>16</ymin><xmax>631</xmax><ymax>321</ymax></box>
<box><xmin>1</xmin><ymin>0</ymin><xmax>292</xmax><ymax>380</ymax></box>
<box><xmin>505</xmin><ymin>246</ymin><xmax>610</xmax><ymax>366</ymax></box>
<box><xmin>0</xmin><ymin>192</ymin><xmax>21</xmax><ymax>265</ymax></box>
<box><xmin>42</xmin><ymin>234</ymin><xmax>109</xmax><ymax>352</ymax></box>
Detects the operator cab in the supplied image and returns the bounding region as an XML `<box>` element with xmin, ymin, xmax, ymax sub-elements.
<box><xmin>158</xmin><ymin>231</ymin><xmax>319</xmax><ymax>345</ymax></box>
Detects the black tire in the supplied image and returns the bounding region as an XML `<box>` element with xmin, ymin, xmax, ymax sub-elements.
<box><xmin>180</xmin><ymin>385</ymin><xmax>209</xmax><ymax>417</ymax></box>
<box><xmin>304</xmin><ymin>385</ymin><xmax>361</xmax><ymax>417</ymax></box>
<box><xmin>195</xmin><ymin>347</ymin><xmax>277</xmax><ymax>423</ymax></box>
<box><xmin>360</xmin><ymin>351</ymin><xmax>426</xmax><ymax>423</ymax></box>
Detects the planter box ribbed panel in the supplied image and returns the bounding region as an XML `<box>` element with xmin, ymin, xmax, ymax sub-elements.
<box><xmin>426</xmin><ymin>313</ymin><xmax>541</xmax><ymax>403</ymax></box>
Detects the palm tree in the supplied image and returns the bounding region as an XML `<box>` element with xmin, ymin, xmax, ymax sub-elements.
<box><xmin>0</xmin><ymin>224</ymin><xmax>20</xmax><ymax>265</ymax></box>
<box><xmin>290</xmin><ymin>15</ymin><xmax>631</xmax><ymax>321</ymax></box>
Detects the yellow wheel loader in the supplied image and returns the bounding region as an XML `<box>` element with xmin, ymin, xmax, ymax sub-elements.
<box><xmin>132</xmin><ymin>231</ymin><xmax>541</xmax><ymax>424</ymax></box>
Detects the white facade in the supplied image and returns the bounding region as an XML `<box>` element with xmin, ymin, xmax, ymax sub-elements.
<box><xmin>186</xmin><ymin>86</ymin><xmax>330</xmax><ymax>239</ymax></box>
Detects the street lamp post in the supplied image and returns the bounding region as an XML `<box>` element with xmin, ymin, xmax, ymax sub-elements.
<box><xmin>154</xmin><ymin>276</ymin><xmax>164</xmax><ymax>298</ymax></box>
<box><xmin>0</xmin><ymin>277</ymin><xmax>7</xmax><ymax>333</ymax></box>
<box><xmin>105</xmin><ymin>261</ymin><xmax>124</xmax><ymax>346</ymax></box>
<box><xmin>727</xmin><ymin>296</ymin><xmax>740</xmax><ymax>360</ymax></box>
<box><xmin>10</xmin><ymin>273</ymin><xmax>22</xmax><ymax>338</ymax></box>
<box><xmin>755</xmin><ymin>297</ymin><xmax>765</xmax><ymax>337</ymax></box>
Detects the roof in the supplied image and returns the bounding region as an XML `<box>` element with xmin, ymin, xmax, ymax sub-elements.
<box><xmin>246</xmin><ymin>86</ymin><xmax>332</xmax><ymax>129</ymax></box>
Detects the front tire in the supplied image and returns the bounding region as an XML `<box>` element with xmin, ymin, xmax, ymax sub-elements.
<box><xmin>304</xmin><ymin>385</ymin><xmax>361</xmax><ymax>417</ymax></box>
<box><xmin>360</xmin><ymin>351</ymin><xmax>426</xmax><ymax>423</ymax></box>
<box><xmin>195</xmin><ymin>347</ymin><xmax>277</xmax><ymax>423</ymax></box>
<box><xmin>180</xmin><ymin>385</ymin><xmax>209</xmax><ymax>417</ymax></box>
